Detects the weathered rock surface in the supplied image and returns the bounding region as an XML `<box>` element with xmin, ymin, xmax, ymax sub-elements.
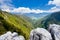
<box><xmin>0</xmin><ymin>31</ymin><xmax>25</xmax><ymax>40</ymax></box>
<box><xmin>30</xmin><ymin>28</ymin><xmax>52</xmax><ymax>40</ymax></box>
<box><xmin>0</xmin><ymin>24</ymin><xmax>60</xmax><ymax>40</ymax></box>
<box><xmin>48</xmin><ymin>24</ymin><xmax>60</xmax><ymax>40</ymax></box>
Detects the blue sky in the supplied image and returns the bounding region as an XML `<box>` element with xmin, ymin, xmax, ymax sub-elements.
<box><xmin>11</xmin><ymin>0</ymin><xmax>56</xmax><ymax>10</ymax></box>
<box><xmin>0</xmin><ymin>0</ymin><xmax>60</xmax><ymax>13</ymax></box>
<box><xmin>12</xmin><ymin>0</ymin><xmax>53</xmax><ymax>10</ymax></box>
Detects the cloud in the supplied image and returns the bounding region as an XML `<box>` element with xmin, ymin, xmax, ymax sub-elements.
<box><xmin>48</xmin><ymin>1</ymin><xmax>53</xmax><ymax>5</ymax></box>
<box><xmin>2</xmin><ymin>7</ymin><xmax>60</xmax><ymax>14</ymax></box>
<box><xmin>0</xmin><ymin>0</ymin><xmax>60</xmax><ymax>13</ymax></box>
<box><xmin>48</xmin><ymin>0</ymin><xmax>60</xmax><ymax>6</ymax></box>
<box><xmin>47</xmin><ymin>7</ymin><xmax>60</xmax><ymax>13</ymax></box>
<box><xmin>0</xmin><ymin>0</ymin><xmax>14</xmax><ymax>12</ymax></box>
<box><xmin>11</xmin><ymin>7</ymin><xmax>60</xmax><ymax>13</ymax></box>
<box><xmin>0</xmin><ymin>0</ymin><xmax>45</xmax><ymax>13</ymax></box>
<box><xmin>47</xmin><ymin>0</ymin><xmax>60</xmax><ymax>13</ymax></box>
<box><xmin>11</xmin><ymin>7</ymin><xmax>46</xmax><ymax>13</ymax></box>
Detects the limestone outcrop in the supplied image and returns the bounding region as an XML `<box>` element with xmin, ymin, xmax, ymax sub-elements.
<box><xmin>0</xmin><ymin>31</ymin><xmax>25</xmax><ymax>40</ymax></box>
<box><xmin>30</xmin><ymin>28</ymin><xmax>52</xmax><ymax>40</ymax></box>
<box><xmin>0</xmin><ymin>24</ymin><xmax>60</xmax><ymax>40</ymax></box>
<box><xmin>48</xmin><ymin>24</ymin><xmax>60</xmax><ymax>40</ymax></box>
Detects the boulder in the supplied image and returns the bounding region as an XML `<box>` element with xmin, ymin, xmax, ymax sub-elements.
<box><xmin>30</xmin><ymin>28</ymin><xmax>52</xmax><ymax>40</ymax></box>
<box><xmin>48</xmin><ymin>24</ymin><xmax>60</xmax><ymax>40</ymax></box>
<box><xmin>0</xmin><ymin>31</ymin><xmax>25</xmax><ymax>40</ymax></box>
<box><xmin>0</xmin><ymin>31</ymin><xmax>12</xmax><ymax>40</ymax></box>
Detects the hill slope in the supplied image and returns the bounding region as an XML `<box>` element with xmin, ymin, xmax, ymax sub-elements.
<box><xmin>35</xmin><ymin>12</ymin><xmax>60</xmax><ymax>29</ymax></box>
<box><xmin>0</xmin><ymin>10</ymin><xmax>33</xmax><ymax>40</ymax></box>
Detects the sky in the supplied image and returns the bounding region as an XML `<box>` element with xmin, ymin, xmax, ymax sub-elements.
<box><xmin>0</xmin><ymin>0</ymin><xmax>60</xmax><ymax>13</ymax></box>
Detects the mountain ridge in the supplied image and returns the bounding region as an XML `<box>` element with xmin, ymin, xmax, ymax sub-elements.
<box><xmin>34</xmin><ymin>11</ymin><xmax>60</xmax><ymax>28</ymax></box>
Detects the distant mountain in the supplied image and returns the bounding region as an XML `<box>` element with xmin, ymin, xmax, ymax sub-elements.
<box><xmin>14</xmin><ymin>13</ymin><xmax>49</xmax><ymax>26</ymax></box>
<box><xmin>22</xmin><ymin>13</ymin><xmax>49</xmax><ymax>20</ymax></box>
<box><xmin>35</xmin><ymin>12</ymin><xmax>60</xmax><ymax>28</ymax></box>
<box><xmin>0</xmin><ymin>10</ymin><xmax>33</xmax><ymax>40</ymax></box>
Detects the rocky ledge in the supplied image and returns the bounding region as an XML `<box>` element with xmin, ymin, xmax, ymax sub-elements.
<box><xmin>30</xmin><ymin>24</ymin><xmax>60</xmax><ymax>40</ymax></box>
<box><xmin>0</xmin><ymin>31</ymin><xmax>25</xmax><ymax>40</ymax></box>
<box><xmin>0</xmin><ymin>24</ymin><xmax>60</xmax><ymax>40</ymax></box>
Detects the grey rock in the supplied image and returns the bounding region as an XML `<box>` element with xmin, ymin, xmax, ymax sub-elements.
<box><xmin>19</xmin><ymin>35</ymin><xmax>25</xmax><ymax>40</ymax></box>
<box><xmin>1</xmin><ymin>24</ymin><xmax>60</xmax><ymax>40</ymax></box>
<box><xmin>0</xmin><ymin>31</ymin><xmax>25</xmax><ymax>40</ymax></box>
<box><xmin>30</xmin><ymin>28</ymin><xmax>52</xmax><ymax>40</ymax></box>
<box><xmin>48</xmin><ymin>24</ymin><xmax>60</xmax><ymax>40</ymax></box>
